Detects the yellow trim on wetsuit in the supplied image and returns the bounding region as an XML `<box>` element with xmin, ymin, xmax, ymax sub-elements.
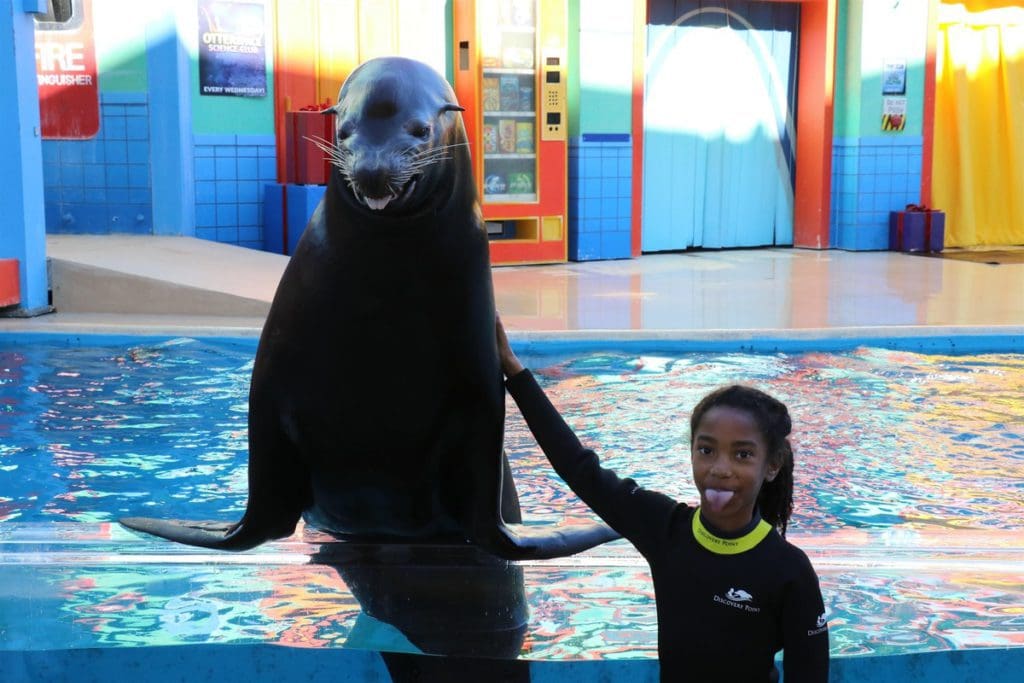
<box><xmin>692</xmin><ymin>508</ymin><xmax>773</xmax><ymax>555</ymax></box>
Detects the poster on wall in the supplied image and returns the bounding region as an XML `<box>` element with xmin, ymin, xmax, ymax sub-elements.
<box><xmin>198</xmin><ymin>0</ymin><xmax>267</xmax><ymax>97</ymax></box>
<box><xmin>882</xmin><ymin>60</ymin><xmax>907</xmax><ymax>96</ymax></box>
<box><xmin>882</xmin><ymin>96</ymin><xmax>908</xmax><ymax>132</ymax></box>
<box><xmin>34</xmin><ymin>0</ymin><xmax>100</xmax><ymax>139</ymax></box>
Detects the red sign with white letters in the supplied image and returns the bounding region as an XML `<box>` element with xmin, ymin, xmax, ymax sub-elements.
<box><xmin>34</xmin><ymin>0</ymin><xmax>100</xmax><ymax>139</ymax></box>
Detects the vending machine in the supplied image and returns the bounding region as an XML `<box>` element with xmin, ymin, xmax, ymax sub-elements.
<box><xmin>453</xmin><ymin>0</ymin><xmax>568</xmax><ymax>265</ymax></box>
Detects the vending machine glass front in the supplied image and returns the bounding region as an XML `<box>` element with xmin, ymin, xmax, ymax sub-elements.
<box><xmin>478</xmin><ymin>0</ymin><xmax>538</xmax><ymax>204</ymax></box>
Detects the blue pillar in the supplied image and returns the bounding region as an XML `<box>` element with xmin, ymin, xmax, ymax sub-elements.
<box><xmin>146</xmin><ymin>1</ymin><xmax>195</xmax><ymax>236</ymax></box>
<box><xmin>0</xmin><ymin>0</ymin><xmax>51</xmax><ymax>316</ymax></box>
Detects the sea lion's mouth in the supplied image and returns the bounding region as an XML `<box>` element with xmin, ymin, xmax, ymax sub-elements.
<box><xmin>357</xmin><ymin>177</ymin><xmax>418</xmax><ymax>211</ymax></box>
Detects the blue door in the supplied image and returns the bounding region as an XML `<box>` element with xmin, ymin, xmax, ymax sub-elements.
<box><xmin>643</xmin><ymin>1</ymin><xmax>799</xmax><ymax>251</ymax></box>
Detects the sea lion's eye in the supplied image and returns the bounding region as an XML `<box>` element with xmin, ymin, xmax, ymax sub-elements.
<box><xmin>408</xmin><ymin>122</ymin><xmax>431</xmax><ymax>139</ymax></box>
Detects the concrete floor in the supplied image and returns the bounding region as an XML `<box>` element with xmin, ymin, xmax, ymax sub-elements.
<box><xmin>1</xmin><ymin>233</ymin><xmax>1022</xmax><ymax>338</ymax></box>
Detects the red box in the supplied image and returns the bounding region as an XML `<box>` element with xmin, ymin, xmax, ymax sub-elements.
<box><xmin>0</xmin><ymin>259</ymin><xmax>20</xmax><ymax>308</ymax></box>
<box><xmin>285</xmin><ymin>109</ymin><xmax>335</xmax><ymax>185</ymax></box>
<box><xmin>889</xmin><ymin>206</ymin><xmax>945</xmax><ymax>253</ymax></box>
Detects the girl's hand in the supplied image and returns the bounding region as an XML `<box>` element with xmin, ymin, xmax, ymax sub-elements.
<box><xmin>495</xmin><ymin>314</ymin><xmax>525</xmax><ymax>378</ymax></box>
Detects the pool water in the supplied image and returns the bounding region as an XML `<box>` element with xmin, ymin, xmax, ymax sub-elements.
<box><xmin>1</xmin><ymin>336</ymin><xmax>1023</xmax><ymax>668</ymax></box>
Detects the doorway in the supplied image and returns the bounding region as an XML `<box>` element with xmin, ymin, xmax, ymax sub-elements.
<box><xmin>642</xmin><ymin>1</ymin><xmax>800</xmax><ymax>251</ymax></box>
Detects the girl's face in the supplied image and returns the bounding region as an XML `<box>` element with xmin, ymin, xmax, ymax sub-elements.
<box><xmin>690</xmin><ymin>405</ymin><xmax>779</xmax><ymax>533</ymax></box>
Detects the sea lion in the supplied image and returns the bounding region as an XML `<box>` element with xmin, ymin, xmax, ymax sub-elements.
<box><xmin>121</xmin><ymin>56</ymin><xmax>619</xmax><ymax>560</ymax></box>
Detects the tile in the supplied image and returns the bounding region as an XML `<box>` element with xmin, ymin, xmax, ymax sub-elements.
<box><xmin>125</xmin><ymin>117</ymin><xmax>148</xmax><ymax>141</ymax></box>
<box><xmin>617</xmin><ymin>198</ymin><xmax>631</xmax><ymax>218</ymax></box>
<box><xmin>60</xmin><ymin>165</ymin><xmax>84</xmax><ymax>186</ymax></box>
<box><xmin>105</xmin><ymin>166</ymin><xmax>129</xmax><ymax>188</ymax></box>
<box><xmin>602</xmin><ymin>230</ymin><xmax>632</xmax><ymax>259</ymax></box>
<box><xmin>128</xmin><ymin>188</ymin><xmax>150</xmax><ymax>204</ymax></box>
<box><xmin>103</xmin><ymin>116</ymin><xmax>127</xmax><ymax>140</ymax></box>
<box><xmin>196</xmin><ymin>205</ymin><xmax>217</xmax><ymax>228</ymax></box>
<box><xmin>600</xmin><ymin>196</ymin><xmax>617</xmax><ymax>219</ymax></box>
<box><xmin>238</xmin><ymin>157</ymin><xmax>259</xmax><ymax>181</ymax></box>
<box><xmin>238</xmin><ymin>226</ymin><xmax>261</xmax><ymax>243</ymax></box>
<box><xmin>238</xmin><ymin>203</ymin><xmax>259</xmax><ymax>226</ymax></box>
<box><xmin>258</xmin><ymin>157</ymin><xmax>277</xmax><ymax>180</ymax></box>
<box><xmin>196</xmin><ymin>226</ymin><xmax>217</xmax><ymax>241</ymax></box>
<box><xmin>127</xmin><ymin>142</ymin><xmax>149</xmax><ymax>165</ymax></box>
<box><xmin>83</xmin><ymin>164</ymin><xmax>106</xmax><ymax>188</ymax></box>
<box><xmin>195</xmin><ymin>158</ymin><xmax>216</xmax><ymax>181</ymax></box>
<box><xmin>216</xmin><ymin>182</ymin><xmax>238</xmax><ymax>203</ymax></box>
<box><xmin>215</xmin><ymin>157</ymin><xmax>237</xmax><ymax>180</ymax></box>
<box><xmin>237</xmin><ymin>181</ymin><xmax>260</xmax><ymax>203</ymax></box>
<box><xmin>104</xmin><ymin>141</ymin><xmax>128</xmax><ymax>164</ymax></box>
<box><xmin>216</xmin><ymin>226</ymin><xmax>239</xmax><ymax>243</ymax></box>
<box><xmin>128</xmin><ymin>164</ymin><xmax>150</xmax><ymax>189</ymax></box>
<box><xmin>195</xmin><ymin>182</ymin><xmax>217</xmax><ymax>204</ymax></box>
<box><xmin>217</xmin><ymin>204</ymin><xmax>237</xmax><ymax>227</ymax></box>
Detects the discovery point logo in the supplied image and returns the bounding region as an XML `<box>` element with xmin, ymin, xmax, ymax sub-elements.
<box><xmin>714</xmin><ymin>587</ymin><xmax>760</xmax><ymax>613</ymax></box>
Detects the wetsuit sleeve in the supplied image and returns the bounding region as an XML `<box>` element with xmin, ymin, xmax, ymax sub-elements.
<box><xmin>781</xmin><ymin>551</ymin><xmax>830</xmax><ymax>682</ymax></box>
<box><xmin>505</xmin><ymin>369</ymin><xmax>678</xmax><ymax>554</ymax></box>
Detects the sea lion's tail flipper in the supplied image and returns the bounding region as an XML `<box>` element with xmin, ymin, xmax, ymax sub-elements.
<box><xmin>118</xmin><ymin>516</ymin><xmax>272</xmax><ymax>550</ymax></box>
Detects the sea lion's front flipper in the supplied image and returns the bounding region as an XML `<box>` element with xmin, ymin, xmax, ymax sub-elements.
<box><xmin>492</xmin><ymin>520</ymin><xmax>622</xmax><ymax>561</ymax></box>
<box><xmin>120</xmin><ymin>383</ymin><xmax>311</xmax><ymax>551</ymax></box>
<box><xmin>119</xmin><ymin>516</ymin><xmax>258</xmax><ymax>550</ymax></box>
<box><xmin>478</xmin><ymin>450</ymin><xmax>622</xmax><ymax>560</ymax></box>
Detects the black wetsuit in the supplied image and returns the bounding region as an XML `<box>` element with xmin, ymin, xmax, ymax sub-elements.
<box><xmin>507</xmin><ymin>370</ymin><xmax>830</xmax><ymax>682</ymax></box>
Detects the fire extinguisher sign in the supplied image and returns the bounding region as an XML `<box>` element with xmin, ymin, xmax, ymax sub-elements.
<box><xmin>33</xmin><ymin>0</ymin><xmax>100</xmax><ymax>140</ymax></box>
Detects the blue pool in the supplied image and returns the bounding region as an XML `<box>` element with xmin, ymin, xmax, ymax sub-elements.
<box><xmin>1</xmin><ymin>332</ymin><xmax>1023</xmax><ymax>681</ymax></box>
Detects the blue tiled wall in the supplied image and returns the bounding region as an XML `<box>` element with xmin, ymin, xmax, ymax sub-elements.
<box><xmin>831</xmin><ymin>136</ymin><xmax>923</xmax><ymax>250</ymax></box>
<box><xmin>193</xmin><ymin>134</ymin><xmax>278</xmax><ymax>250</ymax></box>
<box><xmin>43</xmin><ymin>93</ymin><xmax>152</xmax><ymax>235</ymax></box>
<box><xmin>568</xmin><ymin>134</ymin><xmax>633</xmax><ymax>261</ymax></box>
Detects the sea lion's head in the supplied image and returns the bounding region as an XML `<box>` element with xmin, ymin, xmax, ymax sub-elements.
<box><xmin>314</xmin><ymin>57</ymin><xmax>471</xmax><ymax>216</ymax></box>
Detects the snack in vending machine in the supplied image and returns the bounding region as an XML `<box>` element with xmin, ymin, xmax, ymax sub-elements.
<box><xmin>518</xmin><ymin>83</ymin><xmax>534</xmax><ymax>112</ymax></box>
<box><xmin>507</xmin><ymin>172</ymin><xmax>533</xmax><ymax>194</ymax></box>
<box><xmin>484</xmin><ymin>174</ymin><xmax>507</xmax><ymax>195</ymax></box>
<box><xmin>515</xmin><ymin>122</ymin><xmax>534</xmax><ymax>154</ymax></box>
<box><xmin>483</xmin><ymin>124</ymin><xmax>498</xmax><ymax>154</ymax></box>
<box><xmin>499</xmin><ymin>75</ymin><xmax>520</xmax><ymax>111</ymax></box>
<box><xmin>499</xmin><ymin>119</ymin><xmax>517</xmax><ymax>153</ymax></box>
<box><xmin>482</xmin><ymin>77</ymin><xmax>500</xmax><ymax>111</ymax></box>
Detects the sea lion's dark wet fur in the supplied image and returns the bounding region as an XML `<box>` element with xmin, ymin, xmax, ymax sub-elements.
<box><xmin>121</xmin><ymin>57</ymin><xmax>619</xmax><ymax>560</ymax></box>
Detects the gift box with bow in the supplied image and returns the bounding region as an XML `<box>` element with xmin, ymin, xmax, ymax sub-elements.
<box><xmin>889</xmin><ymin>204</ymin><xmax>945</xmax><ymax>253</ymax></box>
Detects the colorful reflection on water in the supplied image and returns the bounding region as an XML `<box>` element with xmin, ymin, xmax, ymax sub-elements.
<box><xmin>1</xmin><ymin>337</ymin><xmax>1023</xmax><ymax>660</ymax></box>
<box><xmin>2</xmin><ymin>339</ymin><xmax>1021</xmax><ymax>532</ymax></box>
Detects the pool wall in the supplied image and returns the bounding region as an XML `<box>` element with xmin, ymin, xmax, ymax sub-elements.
<box><xmin>4</xmin><ymin>645</ymin><xmax>1024</xmax><ymax>682</ymax></box>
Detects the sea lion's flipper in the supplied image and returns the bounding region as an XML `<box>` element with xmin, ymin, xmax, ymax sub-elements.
<box><xmin>120</xmin><ymin>387</ymin><xmax>311</xmax><ymax>551</ymax></box>
<box><xmin>493</xmin><ymin>520</ymin><xmax>622</xmax><ymax>561</ymax></box>
<box><xmin>477</xmin><ymin>450</ymin><xmax>622</xmax><ymax>560</ymax></box>
<box><xmin>119</xmin><ymin>517</ymin><xmax>254</xmax><ymax>549</ymax></box>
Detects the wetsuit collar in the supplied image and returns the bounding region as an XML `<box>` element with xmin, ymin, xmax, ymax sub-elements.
<box><xmin>692</xmin><ymin>508</ymin><xmax>772</xmax><ymax>555</ymax></box>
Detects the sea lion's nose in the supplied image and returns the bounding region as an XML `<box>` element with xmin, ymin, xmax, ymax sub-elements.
<box><xmin>351</xmin><ymin>152</ymin><xmax>397</xmax><ymax>198</ymax></box>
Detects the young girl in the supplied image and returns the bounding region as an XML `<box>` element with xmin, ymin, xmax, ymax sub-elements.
<box><xmin>496</xmin><ymin>317</ymin><xmax>829</xmax><ymax>682</ymax></box>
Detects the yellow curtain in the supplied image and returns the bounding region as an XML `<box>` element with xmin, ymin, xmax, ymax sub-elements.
<box><xmin>933</xmin><ymin>3</ymin><xmax>1024</xmax><ymax>246</ymax></box>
